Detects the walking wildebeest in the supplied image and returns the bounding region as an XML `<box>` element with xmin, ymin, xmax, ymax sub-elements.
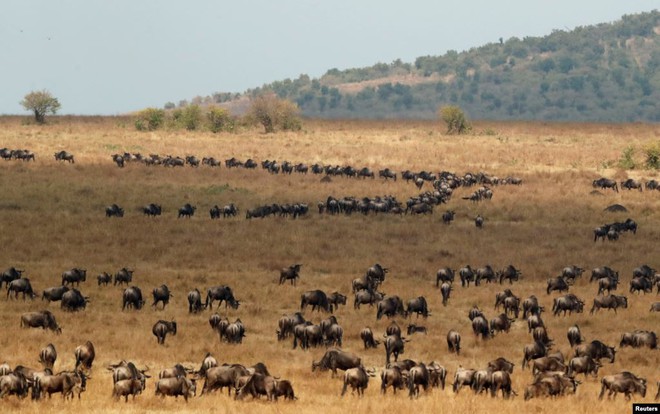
<box><xmin>279</xmin><ymin>264</ymin><xmax>302</xmax><ymax>286</ymax></box>
<box><xmin>599</xmin><ymin>372</ymin><xmax>647</xmax><ymax>400</ymax></box>
<box><xmin>300</xmin><ymin>290</ymin><xmax>332</xmax><ymax>313</ymax></box>
<box><xmin>75</xmin><ymin>341</ymin><xmax>95</xmax><ymax>370</ymax></box>
<box><xmin>122</xmin><ymin>286</ymin><xmax>144</xmax><ymax>311</ymax></box>
<box><xmin>152</xmin><ymin>285</ymin><xmax>172</xmax><ymax>309</ymax></box>
<box><xmin>447</xmin><ymin>329</ymin><xmax>461</xmax><ymax>354</ymax></box>
<box><xmin>152</xmin><ymin>320</ymin><xmax>177</xmax><ymax>345</ymax></box>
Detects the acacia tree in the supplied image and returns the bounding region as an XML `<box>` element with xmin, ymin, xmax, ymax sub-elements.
<box><xmin>438</xmin><ymin>105</ymin><xmax>471</xmax><ymax>135</ymax></box>
<box><xmin>21</xmin><ymin>90</ymin><xmax>61</xmax><ymax>124</ymax></box>
<box><xmin>246</xmin><ymin>95</ymin><xmax>301</xmax><ymax>133</ymax></box>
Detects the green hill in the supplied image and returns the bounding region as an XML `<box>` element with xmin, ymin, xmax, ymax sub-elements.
<box><xmin>187</xmin><ymin>10</ymin><xmax>660</xmax><ymax>122</ymax></box>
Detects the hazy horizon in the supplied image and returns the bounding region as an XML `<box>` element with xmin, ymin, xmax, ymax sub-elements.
<box><xmin>1</xmin><ymin>1</ymin><xmax>656</xmax><ymax>115</ymax></box>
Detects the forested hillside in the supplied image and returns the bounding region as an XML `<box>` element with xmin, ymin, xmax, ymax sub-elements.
<box><xmin>181</xmin><ymin>11</ymin><xmax>659</xmax><ymax>122</ymax></box>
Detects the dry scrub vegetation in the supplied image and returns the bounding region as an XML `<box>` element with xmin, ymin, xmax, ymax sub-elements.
<box><xmin>0</xmin><ymin>116</ymin><xmax>659</xmax><ymax>413</ymax></box>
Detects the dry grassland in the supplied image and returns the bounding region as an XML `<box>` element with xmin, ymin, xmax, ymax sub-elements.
<box><xmin>0</xmin><ymin>117</ymin><xmax>659</xmax><ymax>413</ymax></box>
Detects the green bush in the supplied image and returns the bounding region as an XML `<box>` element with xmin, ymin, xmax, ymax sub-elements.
<box><xmin>438</xmin><ymin>105</ymin><xmax>471</xmax><ymax>135</ymax></box>
<box><xmin>134</xmin><ymin>108</ymin><xmax>165</xmax><ymax>131</ymax></box>
<box><xmin>246</xmin><ymin>95</ymin><xmax>302</xmax><ymax>133</ymax></box>
<box><xmin>618</xmin><ymin>145</ymin><xmax>636</xmax><ymax>169</ymax></box>
<box><xmin>206</xmin><ymin>106</ymin><xmax>235</xmax><ymax>133</ymax></box>
<box><xmin>644</xmin><ymin>143</ymin><xmax>660</xmax><ymax>169</ymax></box>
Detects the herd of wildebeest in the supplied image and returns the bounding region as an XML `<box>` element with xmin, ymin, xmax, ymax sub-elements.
<box><xmin>0</xmin><ymin>147</ymin><xmax>659</xmax><ymax>404</ymax></box>
<box><xmin>1</xmin><ymin>259</ymin><xmax>659</xmax><ymax>402</ymax></box>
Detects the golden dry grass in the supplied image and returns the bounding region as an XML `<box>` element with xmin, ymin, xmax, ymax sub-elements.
<box><xmin>0</xmin><ymin>117</ymin><xmax>659</xmax><ymax>413</ymax></box>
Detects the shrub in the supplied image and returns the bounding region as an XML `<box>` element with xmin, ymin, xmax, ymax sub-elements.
<box><xmin>644</xmin><ymin>143</ymin><xmax>660</xmax><ymax>169</ymax></box>
<box><xmin>206</xmin><ymin>106</ymin><xmax>235</xmax><ymax>133</ymax></box>
<box><xmin>134</xmin><ymin>108</ymin><xmax>165</xmax><ymax>131</ymax></box>
<box><xmin>246</xmin><ymin>95</ymin><xmax>302</xmax><ymax>133</ymax></box>
<box><xmin>618</xmin><ymin>145</ymin><xmax>636</xmax><ymax>169</ymax></box>
<box><xmin>438</xmin><ymin>105</ymin><xmax>471</xmax><ymax>135</ymax></box>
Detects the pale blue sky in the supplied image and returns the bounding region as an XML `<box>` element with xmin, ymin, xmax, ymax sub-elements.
<box><xmin>1</xmin><ymin>1</ymin><xmax>656</xmax><ymax>115</ymax></box>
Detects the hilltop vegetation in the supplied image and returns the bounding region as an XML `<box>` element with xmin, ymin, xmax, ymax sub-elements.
<box><xmin>182</xmin><ymin>11</ymin><xmax>659</xmax><ymax>122</ymax></box>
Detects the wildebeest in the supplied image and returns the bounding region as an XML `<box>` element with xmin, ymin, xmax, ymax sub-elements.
<box><xmin>301</xmin><ymin>290</ymin><xmax>332</xmax><ymax>313</ymax></box>
<box><xmin>234</xmin><ymin>373</ymin><xmax>278</xmax><ymax>401</ymax></box>
<box><xmin>436</xmin><ymin>267</ymin><xmax>455</xmax><ymax>286</ymax></box>
<box><xmin>7</xmin><ymin>278</ymin><xmax>36</xmax><ymax>300</ymax></box>
<box><xmin>527</xmin><ymin>313</ymin><xmax>545</xmax><ymax>333</ymax></box>
<box><xmin>312</xmin><ymin>349</ymin><xmax>362</xmax><ymax>377</ymax></box>
<box><xmin>209</xmin><ymin>205</ymin><xmax>221</xmax><ymax>219</ymax></box>
<box><xmin>490</xmin><ymin>313</ymin><xmax>514</xmax><ymax>335</ymax></box>
<box><xmin>441</xmin><ymin>210</ymin><xmax>455</xmax><ymax>224</ymax></box>
<box><xmin>567</xmin><ymin>324</ymin><xmax>585</xmax><ymax>347</ymax></box>
<box><xmin>651</xmin><ymin>302</ymin><xmax>660</xmax><ymax>312</ymax></box>
<box><xmin>279</xmin><ymin>264</ymin><xmax>302</xmax><ymax>286</ymax></box>
<box><xmin>0</xmin><ymin>371</ymin><xmax>30</xmax><ymax>399</ymax></box>
<box><xmin>620</xmin><ymin>330</ymin><xmax>657</xmax><ymax>349</ymax></box>
<box><xmin>142</xmin><ymin>203</ymin><xmax>162</xmax><ymax>217</ymax></box>
<box><xmin>380</xmin><ymin>366</ymin><xmax>405</xmax><ymax>394</ymax></box>
<box><xmin>592</xmin><ymin>177</ymin><xmax>618</xmax><ymax>192</ymax></box>
<box><xmin>522</xmin><ymin>295</ymin><xmax>542</xmax><ymax>318</ymax></box>
<box><xmin>205</xmin><ymin>285</ymin><xmax>240</xmax><ymax>310</ymax></box>
<box><xmin>630</xmin><ymin>276</ymin><xmax>653</xmax><ymax>294</ymax></box>
<box><xmin>20</xmin><ymin>310</ymin><xmax>61</xmax><ymax>334</ymax></box>
<box><xmin>546</xmin><ymin>276</ymin><xmax>569</xmax><ymax>294</ymax></box>
<box><xmin>341</xmin><ymin>366</ymin><xmax>373</xmax><ymax>397</ymax></box>
<box><xmin>476</xmin><ymin>265</ymin><xmax>497</xmax><ymax>284</ymax></box>
<box><xmin>152</xmin><ymin>285</ymin><xmax>172</xmax><ymax>310</ymax></box>
<box><xmin>475</xmin><ymin>214</ymin><xmax>484</xmax><ymax>228</ymax></box>
<box><xmin>590</xmin><ymin>266</ymin><xmax>618</xmax><ymax>282</ymax></box>
<box><xmin>225</xmin><ymin>319</ymin><xmax>246</xmax><ymax>344</ymax></box>
<box><xmin>406</xmin><ymin>296</ymin><xmax>429</xmax><ymax>318</ymax></box>
<box><xmin>488</xmin><ymin>357</ymin><xmax>515</xmax><ymax>374</ymax></box>
<box><xmin>552</xmin><ymin>294</ymin><xmax>584</xmax><ymax>316</ymax></box>
<box><xmin>177</xmin><ymin>203</ymin><xmax>196</xmax><ymax>218</ymax></box>
<box><xmin>599</xmin><ymin>372</ymin><xmax>647</xmax><ymax>400</ymax></box>
<box><xmin>567</xmin><ymin>356</ymin><xmax>601</xmax><ymax>378</ymax></box>
<box><xmin>200</xmin><ymin>364</ymin><xmax>249</xmax><ymax>395</ymax></box>
<box><xmin>105</xmin><ymin>204</ymin><xmax>124</xmax><ymax>218</ymax></box>
<box><xmin>407</xmin><ymin>363</ymin><xmax>430</xmax><ymax>398</ymax></box>
<box><xmin>152</xmin><ymin>320</ymin><xmax>177</xmax><ymax>345</ymax></box>
<box><xmin>187</xmin><ymin>288</ymin><xmax>204</xmax><ymax>313</ymax></box>
<box><xmin>406</xmin><ymin>324</ymin><xmax>427</xmax><ymax>335</ymax></box>
<box><xmin>54</xmin><ymin>150</ymin><xmax>75</xmax><ymax>163</ymax></box>
<box><xmin>502</xmin><ymin>295</ymin><xmax>521</xmax><ymax>318</ymax></box>
<box><xmin>112</xmin><ymin>378</ymin><xmax>145</xmax><ymax>402</ymax></box>
<box><xmin>222</xmin><ymin>203</ymin><xmax>238</xmax><ymax>218</ymax></box>
<box><xmin>97</xmin><ymin>272</ymin><xmax>111</xmax><ymax>287</ymax></box>
<box><xmin>532</xmin><ymin>356</ymin><xmax>566</xmax><ymax>376</ymax></box>
<box><xmin>447</xmin><ymin>329</ymin><xmax>461</xmax><ymax>354</ymax></box>
<box><xmin>522</xmin><ymin>341</ymin><xmax>549</xmax><ymax>369</ymax></box>
<box><xmin>561</xmin><ymin>265</ymin><xmax>584</xmax><ymax>283</ymax></box>
<box><xmin>575</xmin><ymin>340</ymin><xmax>616</xmax><ymax>363</ymax></box>
<box><xmin>597</xmin><ymin>275</ymin><xmax>619</xmax><ymax>295</ymax></box>
<box><xmin>39</xmin><ymin>344</ymin><xmax>57</xmax><ymax>370</ymax></box>
<box><xmin>155</xmin><ymin>376</ymin><xmax>196</xmax><ymax>401</ymax></box>
<box><xmin>122</xmin><ymin>286</ymin><xmax>144</xmax><ymax>311</ymax></box>
<box><xmin>459</xmin><ymin>265</ymin><xmax>476</xmax><ymax>287</ymax></box>
<box><xmin>353</xmin><ymin>289</ymin><xmax>384</xmax><ymax>309</ymax></box>
<box><xmin>472</xmin><ymin>315</ymin><xmax>490</xmax><ymax>340</ymax></box>
<box><xmin>61</xmin><ymin>288</ymin><xmax>89</xmax><ymax>312</ymax></box>
<box><xmin>36</xmin><ymin>369</ymin><xmax>87</xmax><ymax>400</ymax></box>
<box><xmin>61</xmin><ymin>268</ymin><xmax>86</xmax><ymax>286</ymax></box>
<box><xmin>0</xmin><ymin>267</ymin><xmax>24</xmax><ymax>288</ymax></box>
<box><xmin>498</xmin><ymin>264</ymin><xmax>521</xmax><ymax>284</ymax></box>
<box><xmin>376</xmin><ymin>296</ymin><xmax>405</xmax><ymax>319</ymax></box>
<box><xmin>452</xmin><ymin>367</ymin><xmax>477</xmax><ymax>393</ymax></box>
<box><xmin>41</xmin><ymin>286</ymin><xmax>69</xmax><ymax>303</ymax></box>
<box><xmin>114</xmin><ymin>268</ymin><xmax>134</xmax><ymax>286</ymax></box>
<box><xmin>360</xmin><ymin>327</ymin><xmax>380</xmax><ymax>349</ymax></box>
<box><xmin>468</xmin><ymin>304</ymin><xmax>484</xmax><ymax>321</ymax></box>
<box><xmin>427</xmin><ymin>361</ymin><xmax>447</xmax><ymax>390</ymax></box>
<box><xmin>440</xmin><ymin>282</ymin><xmax>452</xmax><ymax>306</ymax></box>
<box><xmin>621</xmin><ymin>178</ymin><xmax>643</xmax><ymax>191</ymax></box>
<box><xmin>74</xmin><ymin>341</ymin><xmax>95</xmax><ymax>370</ymax></box>
<box><xmin>328</xmin><ymin>292</ymin><xmax>347</xmax><ymax>310</ymax></box>
<box><xmin>590</xmin><ymin>294</ymin><xmax>628</xmax><ymax>314</ymax></box>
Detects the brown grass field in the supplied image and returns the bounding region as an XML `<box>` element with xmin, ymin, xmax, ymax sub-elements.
<box><xmin>0</xmin><ymin>117</ymin><xmax>659</xmax><ymax>413</ymax></box>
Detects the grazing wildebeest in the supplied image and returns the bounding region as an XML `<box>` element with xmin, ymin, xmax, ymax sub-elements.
<box><xmin>152</xmin><ymin>285</ymin><xmax>172</xmax><ymax>309</ymax></box>
<box><xmin>561</xmin><ymin>265</ymin><xmax>584</xmax><ymax>283</ymax></box>
<box><xmin>360</xmin><ymin>327</ymin><xmax>380</xmax><ymax>349</ymax></box>
<box><xmin>406</xmin><ymin>296</ymin><xmax>429</xmax><ymax>318</ymax></box>
<box><xmin>54</xmin><ymin>150</ymin><xmax>75</xmax><ymax>163</ymax></box>
<box><xmin>522</xmin><ymin>341</ymin><xmax>549</xmax><ymax>370</ymax></box>
<box><xmin>452</xmin><ymin>367</ymin><xmax>477</xmax><ymax>394</ymax></box>
<box><xmin>522</xmin><ymin>295</ymin><xmax>542</xmax><ymax>318</ymax></box>
<box><xmin>279</xmin><ymin>264</ymin><xmax>302</xmax><ymax>286</ymax></box>
<box><xmin>459</xmin><ymin>265</ymin><xmax>476</xmax><ymax>287</ymax></box>
<box><xmin>39</xmin><ymin>343</ymin><xmax>57</xmax><ymax>370</ymax></box>
<box><xmin>7</xmin><ymin>278</ymin><xmax>36</xmax><ymax>300</ymax></box>
<box><xmin>42</xmin><ymin>286</ymin><xmax>69</xmax><ymax>303</ymax></box>
<box><xmin>199</xmin><ymin>364</ymin><xmax>249</xmax><ymax>395</ymax></box>
<box><xmin>532</xmin><ymin>356</ymin><xmax>566</xmax><ymax>376</ymax></box>
<box><xmin>442</xmin><ymin>210</ymin><xmax>455</xmax><ymax>224</ymax></box>
<box><xmin>498</xmin><ymin>265</ymin><xmax>521</xmax><ymax>284</ymax></box>
<box><xmin>312</xmin><ymin>349</ymin><xmax>362</xmax><ymax>378</ymax></box>
<box><xmin>187</xmin><ymin>288</ymin><xmax>204</xmax><ymax>313</ymax></box>
<box><xmin>61</xmin><ymin>288</ymin><xmax>89</xmax><ymax>311</ymax></box>
<box><xmin>155</xmin><ymin>376</ymin><xmax>196</xmax><ymax>401</ymax></box>
<box><xmin>234</xmin><ymin>373</ymin><xmax>278</xmax><ymax>401</ymax></box>
<box><xmin>380</xmin><ymin>366</ymin><xmax>405</xmax><ymax>394</ymax></box>
<box><xmin>546</xmin><ymin>276</ymin><xmax>569</xmax><ymax>294</ymax></box>
<box><xmin>20</xmin><ymin>310</ymin><xmax>61</xmax><ymax>333</ymax></box>
<box><xmin>599</xmin><ymin>372</ymin><xmax>647</xmax><ymax>400</ymax></box>
<box><xmin>112</xmin><ymin>378</ymin><xmax>145</xmax><ymax>402</ymax></box>
<box><xmin>440</xmin><ymin>282</ymin><xmax>452</xmax><ymax>306</ymax></box>
<box><xmin>447</xmin><ymin>329</ymin><xmax>461</xmax><ymax>354</ymax></box>
<box><xmin>142</xmin><ymin>203</ymin><xmax>162</xmax><ymax>217</ymax></box>
<box><xmin>341</xmin><ymin>366</ymin><xmax>373</xmax><ymax>397</ymax></box>
<box><xmin>114</xmin><ymin>268</ymin><xmax>134</xmax><ymax>286</ymax></box>
<box><xmin>503</xmin><ymin>295</ymin><xmax>521</xmax><ymax>318</ymax></box>
<box><xmin>0</xmin><ymin>267</ymin><xmax>24</xmax><ymax>288</ymax></box>
<box><xmin>122</xmin><ymin>286</ymin><xmax>144</xmax><ymax>311</ymax></box>
<box><xmin>35</xmin><ymin>369</ymin><xmax>88</xmax><ymax>400</ymax></box>
<box><xmin>619</xmin><ymin>330</ymin><xmax>657</xmax><ymax>349</ymax></box>
<box><xmin>490</xmin><ymin>313</ymin><xmax>514</xmax><ymax>335</ymax></box>
<box><xmin>590</xmin><ymin>294</ymin><xmax>628</xmax><ymax>314</ymax></box>
<box><xmin>488</xmin><ymin>357</ymin><xmax>515</xmax><ymax>374</ymax></box>
<box><xmin>436</xmin><ymin>267</ymin><xmax>455</xmax><ymax>286</ymax></box>
<box><xmin>575</xmin><ymin>340</ymin><xmax>616</xmax><ymax>363</ymax></box>
<box><xmin>152</xmin><ymin>320</ymin><xmax>177</xmax><ymax>345</ymax></box>
<box><xmin>567</xmin><ymin>324</ymin><xmax>585</xmax><ymax>347</ymax></box>
<box><xmin>105</xmin><ymin>204</ymin><xmax>124</xmax><ymax>218</ymax></box>
<box><xmin>353</xmin><ymin>289</ymin><xmax>384</xmax><ymax>309</ymax></box>
<box><xmin>630</xmin><ymin>277</ymin><xmax>653</xmax><ymax>294</ymax></box>
<box><xmin>567</xmin><ymin>356</ymin><xmax>601</xmax><ymax>378</ymax></box>
<box><xmin>328</xmin><ymin>292</ymin><xmax>347</xmax><ymax>310</ymax></box>
<box><xmin>205</xmin><ymin>285</ymin><xmax>240</xmax><ymax>310</ymax></box>
<box><xmin>407</xmin><ymin>324</ymin><xmax>427</xmax><ymax>335</ymax></box>
<box><xmin>597</xmin><ymin>276</ymin><xmax>619</xmax><ymax>295</ymax></box>
<box><xmin>97</xmin><ymin>272</ymin><xmax>111</xmax><ymax>287</ymax></box>
<box><xmin>0</xmin><ymin>371</ymin><xmax>30</xmax><ymax>399</ymax></box>
<box><xmin>74</xmin><ymin>341</ymin><xmax>95</xmax><ymax>370</ymax></box>
<box><xmin>376</xmin><ymin>296</ymin><xmax>405</xmax><ymax>319</ymax></box>
<box><xmin>300</xmin><ymin>290</ymin><xmax>332</xmax><ymax>313</ymax></box>
<box><xmin>177</xmin><ymin>203</ymin><xmax>196</xmax><ymax>218</ymax></box>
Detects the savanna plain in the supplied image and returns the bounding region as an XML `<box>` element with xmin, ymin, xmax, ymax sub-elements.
<box><xmin>0</xmin><ymin>117</ymin><xmax>659</xmax><ymax>413</ymax></box>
